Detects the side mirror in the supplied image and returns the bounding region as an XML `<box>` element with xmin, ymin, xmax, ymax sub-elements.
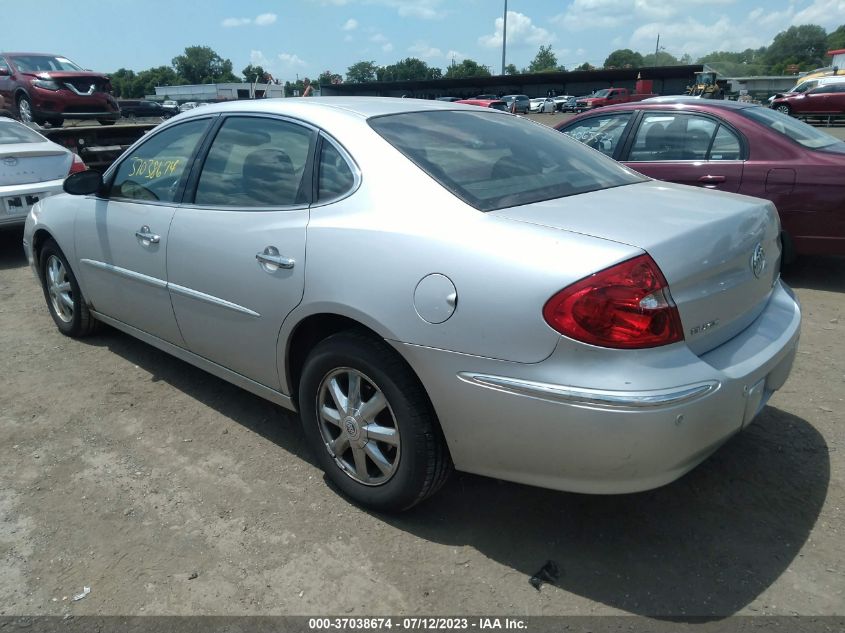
<box><xmin>0</xmin><ymin>67</ymin><xmax>9</xmax><ymax>77</ymax></box>
<box><xmin>64</xmin><ymin>170</ymin><xmax>104</xmax><ymax>196</ymax></box>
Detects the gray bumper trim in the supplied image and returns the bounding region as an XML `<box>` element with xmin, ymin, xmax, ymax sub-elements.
<box><xmin>457</xmin><ymin>372</ymin><xmax>720</xmax><ymax>410</ymax></box>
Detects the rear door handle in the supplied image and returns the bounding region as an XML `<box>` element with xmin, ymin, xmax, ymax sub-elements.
<box><xmin>256</xmin><ymin>246</ymin><xmax>295</xmax><ymax>270</ymax></box>
<box><xmin>135</xmin><ymin>225</ymin><xmax>160</xmax><ymax>244</ymax></box>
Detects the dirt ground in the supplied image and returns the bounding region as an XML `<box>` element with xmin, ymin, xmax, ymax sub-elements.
<box><xmin>1</xmin><ymin>130</ymin><xmax>844</xmax><ymax>619</ymax></box>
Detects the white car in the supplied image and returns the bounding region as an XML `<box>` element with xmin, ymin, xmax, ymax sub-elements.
<box><xmin>161</xmin><ymin>100</ymin><xmax>179</xmax><ymax>114</ymax></box>
<box><xmin>530</xmin><ymin>97</ymin><xmax>556</xmax><ymax>113</ymax></box>
<box><xmin>178</xmin><ymin>102</ymin><xmax>199</xmax><ymax>112</ymax></box>
<box><xmin>553</xmin><ymin>95</ymin><xmax>574</xmax><ymax>111</ymax></box>
<box><xmin>1</xmin><ymin>118</ymin><xmax>85</xmax><ymax>228</ymax></box>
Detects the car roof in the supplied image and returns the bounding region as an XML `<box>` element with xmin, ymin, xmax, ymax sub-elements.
<box><xmin>2</xmin><ymin>52</ymin><xmax>62</xmax><ymax>57</ymax></box>
<box><xmin>591</xmin><ymin>99</ymin><xmax>756</xmax><ymax>113</ymax></box>
<box><xmin>175</xmin><ymin>96</ymin><xmax>490</xmax><ymax>122</ymax></box>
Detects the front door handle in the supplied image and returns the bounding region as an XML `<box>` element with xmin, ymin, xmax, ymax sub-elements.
<box><xmin>135</xmin><ymin>225</ymin><xmax>160</xmax><ymax>244</ymax></box>
<box><xmin>256</xmin><ymin>246</ymin><xmax>295</xmax><ymax>270</ymax></box>
<box><xmin>699</xmin><ymin>175</ymin><xmax>726</xmax><ymax>185</ymax></box>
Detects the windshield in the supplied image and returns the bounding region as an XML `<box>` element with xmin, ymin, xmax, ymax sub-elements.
<box><xmin>10</xmin><ymin>55</ymin><xmax>83</xmax><ymax>73</ymax></box>
<box><xmin>791</xmin><ymin>80</ymin><xmax>817</xmax><ymax>93</ymax></box>
<box><xmin>369</xmin><ymin>110</ymin><xmax>645</xmax><ymax>212</ymax></box>
<box><xmin>0</xmin><ymin>121</ymin><xmax>46</xmax><ymax>144</ymax></box>
<box><xmin>740</xmin><ymin>106</ymin><xmax>842</xmax><ymax>150</ymax></box>
<box><xmin>592</xmin><ymin>89</ymin><xmax>611</xmax><ymax>98</ymax></box>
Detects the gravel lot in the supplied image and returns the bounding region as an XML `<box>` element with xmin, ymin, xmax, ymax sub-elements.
<box><xmin>1</xmin><ymin>116</ymin><xmax>843</xmax><ymax>619</ymax></box>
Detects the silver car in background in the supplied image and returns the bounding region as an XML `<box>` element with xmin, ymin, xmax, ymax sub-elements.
<box><xmin>23</xmin><ymin>98</ymin><xmax>800</xmax><ymax>511</ymax></box>
<box><xmin>1</xmin><ymin>117</ymin><xmax>85</xmax><ymax>227</ymax></box>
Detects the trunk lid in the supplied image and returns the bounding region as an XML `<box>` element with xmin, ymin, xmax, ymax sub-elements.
<box><xmin>0</xmin><ymin>142</ymin><xmax>70</xmax><ymax>186</ymax></box>
<box><xmin>492</xmin><ymin>181</ymin><xmax>782</xmax><ymax>355</ymax></box>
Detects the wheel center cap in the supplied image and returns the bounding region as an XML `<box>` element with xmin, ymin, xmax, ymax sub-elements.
<box><xmin>343</xmin><ymin>416</ymin><xmax>361</xmax><ymax>440</ymax></box>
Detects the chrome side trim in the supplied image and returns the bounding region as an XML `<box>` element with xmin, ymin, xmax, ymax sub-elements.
<box><xmin>80</xmin><ymin>259</ymin><xmax>167</xmax><ymax>289</ymax></box>
<box><xmin>457</xmin><ymin>372</ymin><xmax>720</xmax><ymax>410</ymax></box>
<box><xmin>90</xmin><ymin>310</ymin><xmax>295</xmax><ymax>411</ymax></box>
<box><xmin>168</xmin><ymin>283</ymin><xmax>260</xmax><ymax>318</ymax></box>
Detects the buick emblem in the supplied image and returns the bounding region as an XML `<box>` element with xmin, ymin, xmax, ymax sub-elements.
<box><xmin>750</xmin><ymin>243</ymin><xmax>766</xmax><ymax>278</ymax></box>
<box><xmin>2</xmin><ymin>157</ymin><xmax>17</xmax><ymax>167</ymax></box>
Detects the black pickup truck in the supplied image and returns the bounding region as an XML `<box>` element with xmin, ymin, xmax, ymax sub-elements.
<box><xmin>117</xmin><ymin>100</ymin><xmax>172</xmax><ymax>119</ymax></box>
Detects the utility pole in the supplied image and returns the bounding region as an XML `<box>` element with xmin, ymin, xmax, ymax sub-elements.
<box><xmin>501</xmin><ymin>0</ymin><xmax>508</xmax><ymax>75</ymax></box>
<box><xmin>654</xmin><ymin>34</ymin><xmax>660</xmax><ymax>59</ymax></box>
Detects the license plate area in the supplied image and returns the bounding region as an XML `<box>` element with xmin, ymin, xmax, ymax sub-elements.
<box><xmin>3</xmin><ymin>193</ymin><xmax>44</xmax><ymax>216</ymax></box>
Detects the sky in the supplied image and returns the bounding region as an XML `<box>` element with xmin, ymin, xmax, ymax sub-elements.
<box><xmin>2</xmin><ymin>0</ymin><xmax>845</xmax><ymax>82</ymax></box>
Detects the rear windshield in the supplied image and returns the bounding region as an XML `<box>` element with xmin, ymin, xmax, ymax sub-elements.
<box><xmin>739</xmin><ymin>106</ymin><xmax>843</xmax><ymax>150</ymax></box>
<box><xmin>369</xmin><ymin>110</ymin><xmax>644</xmax><ymax>212</ymax></box>
<box><xmin>0</xmin><ymin>121</ymin><xmax>46</xmax><ymax>144</ymax></box>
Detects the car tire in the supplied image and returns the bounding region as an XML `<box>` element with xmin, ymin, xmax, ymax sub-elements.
<box><xmin>775</xmin><ymin>104</ymin><xmax>791</xmax><ymax>116</ymax></box>
<box><xmin>39</xmin><ymin>239</ymin><xmax>99</xmax><ymax>338</ymax></box>
<box><xmin>298</xmin><ymin>330</ymin><xmax>452</xmax><ymax>511</ymax></box>
<box><xmin>98</xmin><ymin>119</ymin><xmax>117</xmax><ymax>126</ymax></box>
<box><xmin>17</xmin><ymin>94</ymin><xmax>35</xmax><ymax>124</ymax></box>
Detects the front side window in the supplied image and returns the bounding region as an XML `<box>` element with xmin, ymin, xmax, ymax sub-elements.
<box><xmin>194</xmin><ymin>116</ymin><xmax>313</xmax><ymax>207</ymax></box>
<box><xmin>369</xmin><ymin>110</ymin><xmax>644</xmax><ymax>212</ymax></box>
<box><xmin>110</xmin><ymin>118</ymin><xmax>210</xmax><ymax>202</ymax></box>
<box><xmin>561</xmin><ymin>113</ymin><xmax>632</xmax><ymax>157</ymax></box>
<box><xmin>317</xmin><ymin>138</ymin><xmax>355</xmax><ymax>202</ymax></box>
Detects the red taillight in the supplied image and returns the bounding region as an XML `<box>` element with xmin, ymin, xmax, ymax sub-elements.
<box><xmin>68</xmin><ymin>153</ymin><xmax>87</xmax><ymax>175</ymax></box>
<box><xmin>543</xmin><ymin>254</ymin><xmax>684</xmax><ymax>349</ymax></box>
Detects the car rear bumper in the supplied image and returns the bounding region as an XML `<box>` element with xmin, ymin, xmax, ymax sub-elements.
<box><xmin>0</xmin><ymin>179</ymin><xmax>64</xmax><ymax>227</ymax></box>
<box><xmin>394</xmin><ymin>280</ymin><xmax>800</xmax><ymax>494</ymax></box>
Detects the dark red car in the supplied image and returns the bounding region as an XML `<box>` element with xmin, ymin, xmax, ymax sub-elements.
<box><xmin>771</xmin><ymin>83</ymin><xmax>845</xmax><ymax>116</ymax></box>
<box><xmin>556</xmin><ymin>100</ymin><xmax>845</xmax><ymax>257</ymax></box>
<box><xmin>455</xmin><ymin>98</ymin><xmax>510</xmax><ymax>112</ymax></box>
<box><xmin>0</xmin><ymin>52</ymin><xmax>119</xmax><ymax>127</ymax></box>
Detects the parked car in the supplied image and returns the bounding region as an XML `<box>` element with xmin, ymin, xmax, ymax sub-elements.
<box><xmin>24</xmin><ymin>98</ymin><xmax>799</xmax><ymax>511</ymax></box>
<box><xmin>161</xmin><ymin>100</ymin><xmax>179</xmax><ymax>115</ymax></box>
<box><xmin>118</xmin><ymin>100</ymin><xmax>172</xmax><ymax>119</ymax></box>
<box><xmin>0</xmin><ymin>52</ymin><xmax>120</xmax><ymax>127</ymax></box>
<box><xmin>178</xmin><ymin>101</ymin><xmax>199</xmax><ymax>112</ymax></box>
<box><xmin>556</xmin><ymin>99</ymin><xmax>845</xmax><ymax>256</ymax></box>
<box><xmin>1</xmin><ymin>117</ymin><xmax>86</xmax><ymax>228</ymax></box>
<box><xmin>575</xmin><ymin>87</ymin><xmax>658</xmax><ymax>111</ymax></box>
<box><xmin>553</xmin><ymin>94</ymin><xmax>574</xmax><ymax>111</ymax></box>
<box><xmin>560</xmin><ymin>96</ymin><xmax>579</xmax><ymax>112</ymax></box>
<box><xmin>529</xmin><ymin>97</ymin><xmax>556</xmax><ymax>114</ymax></box>
<box><xmin>768</xmin><ymin>75</ymin><xmax>845</xmax><ymax>103</ymax></box>
<box><xmin>500</xmin><ymin>94</ymin><xmax>531</xmax><ymax>114</ymax></box>
<box><xmin>770</xmin><ymin>83</ymin><xmax>845</xmax><ymax>116</ymax></box>
<box><xmin>435</xmin><ymin>96</ymin><xmax>460</xmax><ymax>102</ymax></box>
<box><xmin>454</xmin><ymin>98</ymin><xmax>509</xmax><ymax>111</ymax></box>
<box><xmin>473</xmin><ymin>94</ymin><xmax>499</xmax><ymax>100</ymax></box>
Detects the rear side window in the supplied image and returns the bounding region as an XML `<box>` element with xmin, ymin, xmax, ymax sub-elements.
<box><xmin>369</xmin><ymin>110</ymin><xmax>644</xmax><ymax>212</ymax></box>
<box><xmin>318</xmin><ymin>138</ymin><xmax>355</xmax><ymax>202</ymax></box>
<box><xmin>0</xmin><ymin>121</ymin><xmax>46</xmax><ymax>144</ymax></box>
<box><xmin>194</xmin><ymin>116</ymin><xmax>313</xmax><ymax>207</ymax></box>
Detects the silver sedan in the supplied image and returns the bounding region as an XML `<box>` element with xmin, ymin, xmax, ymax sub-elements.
<box><xmin>23</xmin><ymin>98</ymin><xmax>800</xmax><ymax>511</ymax></box>
<box><xmin>1</xmin><ymin>117</ymin><xmax>86</xmax><ymax>227</ymax></box>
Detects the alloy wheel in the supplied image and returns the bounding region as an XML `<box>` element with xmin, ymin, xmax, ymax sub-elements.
<box><xmin>316</xmin><ymin>367</ymin><xmax>401</xmax><ymax>485</ymax></box>
<box><xmin>18</xmin><ymin>97</ymin><xmax>33</xmax><ymax>123</ymax></box>
<box><xmin>46</xmin><ymin>255</ymin><xmax>74</xmax><ymax>323</ymax></box>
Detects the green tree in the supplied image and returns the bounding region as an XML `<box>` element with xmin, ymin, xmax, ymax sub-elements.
<box><xmin>574</xmin><ymin>62</ymin><xmax>596</xmax><ymax>71</ymax></box>
<box><xmin>528</xmin><ymin>45</ymin><xmax>559</xmax><ymax>72</ymax></box>
<box><xmin>318</xmin><ymin>70</ymin><xmax>343</xmax><ymax>86</ymax></box>
<box><xmin>377</xmin><ymin>58</ymin><xmax>441</xmax><ymax>81</ymax></box>
<box><xmin>764</xmin><ymin>24</ymin><xmax>828</xmax><ymax>73</ymax></box>
<box><xmin>504</xmin><ymin>63</ymin><xmax>519</xmax><ymax>75</ymax></box>
<box><xmin>642</xmin><ymin>50</ymin><xmax>680</xmax><ymax>66</ymax></box>
<box><xmin>172</xmin><ymin>45</ymin><xmax>238</xmax><ymax>84</ymax></box>
<box><xmin>133</xmin><ymin>66</ymin><xmax>179</xmax><ymax>98</ymax></box>
<box><xmin>109</xmin><ymin>68</ymin><xmax>137</xmax><ymax>98</ymax></box>
<box><xmin>603</xmin><ymin>49</ymin><xmax>643</xmax><ymax>69</ymax></box>
<box><xmin>346</xmin><ymin>60</ymin><xmax>379</xmax><ymax>83</ymax></box>
<box><xmin>241</xmin><ymin>64</ymin><xmax>268</xmax><ymax>83</ymax></box>
<box><xmin>444</xmin><ymin>59</ymin><xmax>492</xmax><ymax>79</ymax></box>
<box><xmin>698</xmin><ymin>48</ymin><xmax>767</xmax><ymax>75</ymax></box>
<box><xmin>284</xmin><ymin>79</ymin><xmax>305</xmax><ymax>97</ymax></box>
<box><xmin>827</xmin><ymin>25</ymin><xmax>845</xmax><ymax>53</ymax></box>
